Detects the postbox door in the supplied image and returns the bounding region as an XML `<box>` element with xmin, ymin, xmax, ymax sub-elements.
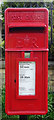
<box><xmin>5</xmin><ymin>51</ymin><xmax>44</xmax><ymax>112</ymax></box>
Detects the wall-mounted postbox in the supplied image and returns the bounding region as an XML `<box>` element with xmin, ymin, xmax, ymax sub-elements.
<box><xmin>5</xmin><ymin>8</ymin><xmax>48</xmax><ymax>115</ymax></box>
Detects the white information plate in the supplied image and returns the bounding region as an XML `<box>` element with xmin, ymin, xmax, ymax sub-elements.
<box><xmin>19</xmin><ymin>62</ymin><xmax>35</xmax><ymax>95</ymax></box>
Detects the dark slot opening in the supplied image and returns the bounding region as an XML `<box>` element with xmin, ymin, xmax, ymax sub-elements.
<box><xmin>9</xmin><ymin>27</ymin><xmax>45</xmax><ymax>33</ymax></box>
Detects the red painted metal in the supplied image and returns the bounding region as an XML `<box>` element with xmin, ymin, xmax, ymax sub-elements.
<box><xmin>5</xmin><ymin>8</ymin><xmax>48</xmax><ymax>115</ymax></box>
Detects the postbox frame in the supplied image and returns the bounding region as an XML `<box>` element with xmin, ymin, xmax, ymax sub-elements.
<box><xmin>5</xmin><ymin>8</ymin><xmax>48</xmax><ymax>115</ymax></box>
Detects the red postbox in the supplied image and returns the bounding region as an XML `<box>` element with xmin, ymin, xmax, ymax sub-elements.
<box><xmin>5</xmin><ymin>8</ymin><xmax>48</xmax><ymax>115</ymax></box>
